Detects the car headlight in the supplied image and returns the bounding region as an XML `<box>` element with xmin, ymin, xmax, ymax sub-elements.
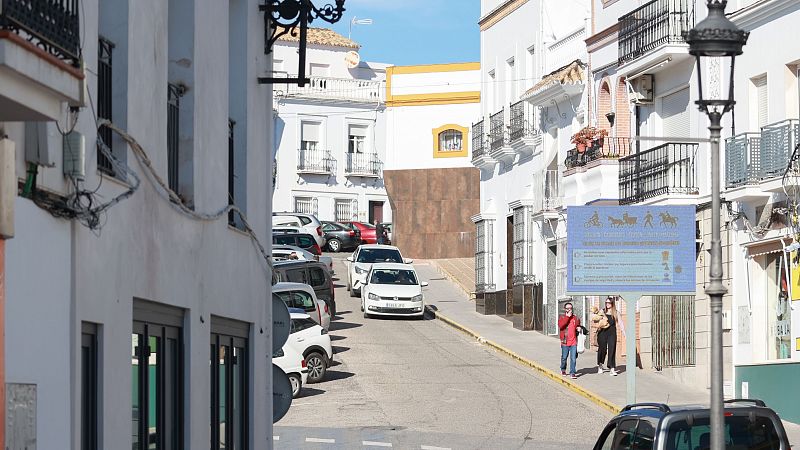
<box><xmin>412</xmin><ymin>294</ymin><xmax>423</xmax><ymax>302</ymax></box>
<box><xmin>355</xmin><ymin>266</ymin><xmax>368</xmax><ymax>274</ymax></box>
<box><xmin>368</xmin><ymin>293</ymin><xmax>380</xmax><ymax>301</ymax></box>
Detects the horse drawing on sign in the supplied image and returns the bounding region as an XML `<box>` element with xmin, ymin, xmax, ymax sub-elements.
<box><xmin>622</xmin><ymin>212</ymin><xmax>638</xmax><ymax>227</ymax></box>
<box><xmin>608</xmin><ymin>216</ymin><xmax>625</xmax><ymax>228</ymax></box>
<box><xmin>660</xmin><ymin>212</ymin><xmax>678</xmax><ymax>227</ymax></box>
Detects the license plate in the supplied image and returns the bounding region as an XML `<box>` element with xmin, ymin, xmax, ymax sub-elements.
<box><xmin>386</xmin><ymin>303</ymin><xmax>403</xmax><ymax>308</ymax></box>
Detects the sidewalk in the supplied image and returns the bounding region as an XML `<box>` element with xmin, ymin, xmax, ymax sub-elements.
<box><xmin>415</xmin><ymin>261</ymin><xmax>800</xmax><ymax>444</ymax></box>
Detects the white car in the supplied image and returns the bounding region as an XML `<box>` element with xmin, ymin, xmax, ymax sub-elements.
<box><xmin>286</xmin><ymin>312</ymin><xmax>334</xmax><ymax>383</ymax></box>
<box><xmin>359</xmin><ymin>263</ymin><xmax>428</xmax><ymax>319</ymax></box>
<box><xmin>273</xmin><ymin>282</ymin><xmax>331</xmax><ymax>331</ymax></box>
<box><xmin>346</xmin><ymin>244</ymin><xmax>411</xmax><ymax>297</ymax></box>
<box><xmin>273</xmin><ymin>344</ymin><xmax>307</xmax><ymax>398</ymax></box>
<box><xmin>273</xmin><ymin>213</ymin><xmax>325</xmax><ymax>248</ymax></box>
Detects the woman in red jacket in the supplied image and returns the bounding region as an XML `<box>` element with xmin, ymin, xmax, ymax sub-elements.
<box><xmin>558</xmin><ymin>302</ymin><xmax>582</xmax><ymax>379</ymax></box>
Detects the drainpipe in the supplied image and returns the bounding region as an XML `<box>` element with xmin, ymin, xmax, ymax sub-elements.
<box><xmin>1</xmin><ymin>135</ymin><xmax>17</xmax><ymax>449</ymax></box>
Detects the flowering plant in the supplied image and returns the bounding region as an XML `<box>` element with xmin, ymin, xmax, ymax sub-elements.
<box><xmin>571</xmin><ymin>126</ymin><xmax>608</xmax><ymax>147</ymax></box>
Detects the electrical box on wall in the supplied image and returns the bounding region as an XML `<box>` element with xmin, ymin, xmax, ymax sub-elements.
<box><xmin>24</xmin><ymin>122</ymin><xmax>57</xmax><ymax>167</ymax></box>
<box><xmin>63</xmin><ymin>131</ymin><xmax>85</xmax><ymax>180</ymax></box>
<box><xmin>630</xmin><ymin>75</ymin><xmax>654</xmax><ymax>104</ymax></box>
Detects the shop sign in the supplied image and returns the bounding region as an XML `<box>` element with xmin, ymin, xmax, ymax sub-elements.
<box><xmin>567</xmin><ymin>205</ymin><xmax>696</xmax><ymax>295</ymax></box>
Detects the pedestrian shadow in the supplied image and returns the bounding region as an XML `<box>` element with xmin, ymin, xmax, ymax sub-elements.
<box><xmin>332</xmin><ymin>311</ymin><xmax>351</xmax><ymax>321</ymax></box>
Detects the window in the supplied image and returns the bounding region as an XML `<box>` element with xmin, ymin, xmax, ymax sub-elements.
<box><xmin>512</xmin><ymin>207</ymin><xmax>525</xmax><ymax>283</ymax></box>
<box><xmin>276</xmin><ymin>291</ymin><xmax>316</xmax><ymax>312</ymax></box>
<box><xmin>432</xmin><ymin>124</ymin><xmax>468</xmax><ymax>158</ymax></box>
<box><xmin>335</xmin><ymin>199</ymin><xmax>355</xmax><ymax>222</ymax></box>
<box><xmin>665</xmin><ymin>415</ymin><xmax>782</xmax><ymax>450</ymax></box>
<box><xmin>612</xmin><ymin>419</ymin><xmax>638</xmax><ymax>449</ymax></box>
<box><xmin>348</xmin><ymin>125</ymin><xmax>368</xmax><ymax>154</ymax></box>
<box><xmin>475</xmin><ymin>219</ymin><xmax>495</xmax><ymax>292</ymax></box>
<box><xmin>167</xmin><ymin>83</ymin><xmax>181</xmax><ymax>193</ymax></box>
<box><xmin>81</xmin><ymin>323</ymin><xmax>98</xmax><ymax>450</ymax></box>
<box><xmin>765</xmin><ymin>253</ymin><xmax>791</xmax><ymax>360</ymax></box>
<box><xmin>633</xmin><ymin>418</ymin><xmax>656</xmax><ymax>450</ymax></box>
<box><xmin>661</xmin><ymin>88</ymin><xmax>690</xmax><ymax>138</ymax></box>
<box><xmin>210</xmin><ymin>317</ymin><xmax>249</xmax><ymax>450</ymax></box>
<box><xmin>300</xmin><ymin>121</ymin><xmax>321</xmax><ymax>152</ymax></box>
<box><xmin>309</xmin><ymin>267</ymin><xmax>326</xmax><ymax>287</ymax></box>
<box><xmin>753</xmin><ymin>75</ymin><xmax>768</xmax><ymax>128</ymax></box>
<box><xmin>131</xmin><ymin>301</ymin><xmax>183</xmax><ymax>450</ymax></box>
<box><xmin>291</xmin><ymin>317</ymin><xmax>318</xmax><ymax>334</ymax></box>
<box><xmin>652</xmin><ymin>295</ymin><xmax>696</xmax><ymax>368</ymax></box>
<box><xmin>97</xmin><ymin>37</ymin><xmax>114</xmax><ymax>175</ymax></box>
<box><xmin>294</xmin><ymin>196</ymin><xmax>318</xmax><ymax>216</ymax></box>
<box><xmin>285</xmin><ymin>268</ymin><xmax>307</xmax><ymax>284</ymax></box>
<box><xmin>596</xmin><ymin>424</ymin><xmax>616</xmax><ymax>450</ymax></box>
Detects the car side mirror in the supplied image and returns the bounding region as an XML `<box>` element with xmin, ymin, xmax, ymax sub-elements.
<box><xmin>346</xmin><ymin>256</ymin><xmax>354</xmax><ymax>262</ymax></box>
<box><xmin>403</xmin><ymin>258</ymin><xmax>414</xmax><ymax>264</ymax></box>
<box><xmin>421</xmin><ymin>281</ymin><xmax>429</xmax><ymax>287</ymax></box>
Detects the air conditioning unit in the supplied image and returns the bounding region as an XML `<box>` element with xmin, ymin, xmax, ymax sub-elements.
<box><xmin>630</xmin><ymin>74</ymin><xmax>654</xmax><ymax>104</ymax></box>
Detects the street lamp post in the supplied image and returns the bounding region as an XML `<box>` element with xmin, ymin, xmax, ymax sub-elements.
<box><xmin>683</xmin><ymin>2</ymin><xmax>748</xmax><ymax>449</ymax></box>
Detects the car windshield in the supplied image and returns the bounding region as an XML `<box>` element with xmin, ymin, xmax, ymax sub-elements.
<box><xmin>356</xmin><ymin>248</ymin><xmax>403</xmax><ymax>263</ymax></box>
<box><xmin>665</xmin><ymin>415</ymin><xmax>781</xmax><ymax>450</ymax></box>
<box><xmin>369</xmin><ymin>269</ymin><xmax>418</xmax><ymax>285</ymax></box>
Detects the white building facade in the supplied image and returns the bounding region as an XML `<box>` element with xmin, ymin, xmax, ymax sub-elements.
<box><xmin>1</xmin><ymin>0</ymin><xmax>273</xmax><ymax>447</ymax></box>
<box><xmin>272</xmin><ymin>29</ymin><xmax>391</xmax><ymax>225</ymax></box>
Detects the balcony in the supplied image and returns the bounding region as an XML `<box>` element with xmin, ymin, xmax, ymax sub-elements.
<box><xmin>278</xmin><ymin>76</ymin><xmax>384</xmax><ymax>104</ymax></box>
<box><xmin>488</xmin><ymin>108</ymin><xmax>514</xmax><ymax>164</ymax></box>
<box><xmin>471</xmin><ymin>119</ymin><xmax>497</xmax><ymax>170</ymax></box>
<box><xmin>345</xmin><ymin>152</ymin><xmax>382</xmax><ymax>178</ymax></box>
<box><xmin>0</xmin><ymin>0</ymin><xmax>84</xmax><ymax>120</ymax></box>
<box><xmin>564</xmin><ymin>137</ymin><xmax>633</xmax><ymax>172</ymax></box>
<box><xmin>508</xmin><ymin>100</ymin><xmax>542</xmax><ymax>158</ymax></box>
<box><xmin>617</xmin><ymin>0</ymin><xmax>694</xmax><ymax>73</ymax></box>
<box><xmin>297</xmin><ymin>148</ymin><xmax>336</xmax><ymax>175</ymax></box>
<box><xmin>619</xmin><ymin>142</ymin><xmax>698</xmax><ymax>205</ymax></box>
<box><xmin>533</xmin><ymin>169</ymin><xmax>563</xmax><ymax>218</ymax></box>
<box><xmin>725</xmin><ymin>119</ymin><xmax>800</xmax><ymax>196</ymax></box>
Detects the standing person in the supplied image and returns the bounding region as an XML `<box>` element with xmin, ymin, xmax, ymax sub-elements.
<box><xmin>558</xmin><ymin>302</ymin><xmax>581</xmax><ymax>380</ymax></box>
<box><xmin>375</xmin><ymin>222</ymin><xmax>386</xmax><ymax>245</ymax></box>
<box><xmin>597</xmin><ymin>297</ymin><xmax>619</xmax><ymax>376</ymax></box>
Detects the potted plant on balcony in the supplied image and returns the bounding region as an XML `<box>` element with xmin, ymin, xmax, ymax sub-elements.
<box><xmin>571</xmin><ymin>127</ymin><xmax>608</xmax><ymax>153</ymax></box>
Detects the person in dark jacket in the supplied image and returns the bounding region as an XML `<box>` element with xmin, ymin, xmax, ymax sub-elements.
<box><xmin>597</xmin><ymin>297</ymin><xmax>619</xmax><ymax>376</ymax></box>
<box><xmin>558</xmin><ymin>302</ymin><xmax>581</xmax><ymax>380</ymax></box>
<box><xmin>375</xmin><ymin>222</ymin><xmax>387</xmax><ymax>245</ymax></box>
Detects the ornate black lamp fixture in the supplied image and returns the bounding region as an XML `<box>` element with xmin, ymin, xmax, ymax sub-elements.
<box><xmin>683</xmin><ymin>2</ymin><xmax>748</xmax><ymax>449</ymax></box>
<box><xmin>258</xmin><ymin>0</ymin><xmax>346</xmax><ymax>86</ymax></box>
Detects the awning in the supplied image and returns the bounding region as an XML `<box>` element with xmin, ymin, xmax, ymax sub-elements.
<box><xmin>744</xmin><ymin>237</ymin><xmax>794</xmax><ymax>258</ymax></box>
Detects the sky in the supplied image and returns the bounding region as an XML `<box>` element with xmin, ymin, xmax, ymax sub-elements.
<box><xmin>326</xmin><ymin>0</ymin><xmax>481</xmax><ymax>66</ymax></box>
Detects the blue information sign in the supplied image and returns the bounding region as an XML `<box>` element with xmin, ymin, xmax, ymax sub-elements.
<box><xmin>566</xmin><ymin>205</ymin><xmax>696</xmax><ymax>295</ymax></box>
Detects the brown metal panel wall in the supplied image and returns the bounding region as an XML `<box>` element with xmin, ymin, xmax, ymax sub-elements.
<box><xmin>384</xmin><ymin>167</ymin><xmax>480</xmax><ymax>259</ymax></box>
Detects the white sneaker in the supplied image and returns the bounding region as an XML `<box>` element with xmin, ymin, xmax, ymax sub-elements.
<box><xmin>598</xmin><ymin>364</ymin><xmax>605</xmax><ymax>374</ymax></box>
<box><xmin>610</xmin><ymin>368</ymin><xmax>618</xmax><ymax>376</ymax></box>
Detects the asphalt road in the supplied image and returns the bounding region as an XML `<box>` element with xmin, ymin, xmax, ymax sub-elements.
<box><xmin>274</xmin><ymin>253</ymin><xmax>612</xmax><ymax>449</ymax></box>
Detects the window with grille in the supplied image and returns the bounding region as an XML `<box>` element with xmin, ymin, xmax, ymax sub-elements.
<box><xmin>97</xmin><ymin>37</ymin><xmax>114</xmax><ymax>175</ymax></box>
<box><xmin>438</xmin><ymin>130</ymin><xmax>463</xmax><ymax>152</ymax></box>
<box><xmin>294</xmin><ymin>196</ymin><xmax>318</xmax><ymax>215</ymax></box>
<box><xmin>348</xmin><ymin>125</ymin><xmax>367</xmax><ymax>154</ymax></box>
<box><xmin>335</xmin><ymin>199</ymin><xmax>354</xmax><ymax>222</ymax></box>
<box><xmin>651</xmin><ymin>295</ymin><xmax>695</xmax><ymax>368</ymax></box>
<box><xmin>167</xmin><ymin>83</ymin><xmax>181</xmax><ymax>193</ymax></box>
<box><xmin>556</xmin><ymin>238</ymin><xmax>568</xmax><ymax>299</ymax></box>
<box><xmin>475</xmin><ymin>220</ymin><xmax>495</xmax><ymax>292</ymax></box>
<box><xmin>512</xmin><ymin>208</ymin><xmax>525</xmax><ymax>283</ymax></box>
<box><xmin>210</xmin><ymin>318</ymin><xmax>249</xmax><ymax>450</ymax></box>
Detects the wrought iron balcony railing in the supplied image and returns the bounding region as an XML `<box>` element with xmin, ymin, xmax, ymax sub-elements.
<box><xmin>565</xmin><ymin>137</ymin><xmax>633</xmax><ymax>169</ymax></box>
<box><xmin>509</xmin><ymin>100</ymin><xmax>540</xmax><ymax>143</ymax></box>
<box><xmin>489</xmin><ymin>109</ymin><xmax>505</xmax><ymax>151</ymax></box>
<box><xmin>345</xmin><ymin>152</ymin><xmax>382</xmax><ymax>177</ymax></box>
<box><xmin>619</xmin><ymin>142</ymin><xmax>698</xmax><ymax>205</ymax></box>
<box><xmin>618</xmin><ymin>0</ymin><xmax>694</xmax><ymax>66</ymax></box>
<box><xmin>0</xmin><ymin>0</ymin><xmax>80</xmax><ymax>65</ymax></box>
<box><xmin>534</xmin><ymin>169</ymin><xmax>563</xmax><ymax>212</ymax></box>
<box><xmin>724</xmin><ymin>132</ymin><xmax>761</xmax><ymax>189</ymax></box>
<box><xmin>279</xmin><ymin>76</ymin><xmax>384</xmax><ymax>103</ymax></box>
<box><xmin>472</xmin><ymin>119</ymin><xmax>487</xmax><ymax>160</ymax></box>
<box><xmin>297</xmin><ymin>148</ymin><xmax>336</xmax><ymax>174</ymax></box>
<box><xmin>725</xmin><ymin>119</ymin><xmax>800</xmax><ymax>189</ymax></box>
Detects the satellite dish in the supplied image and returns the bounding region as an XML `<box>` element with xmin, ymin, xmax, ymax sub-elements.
<box><xmin>272</xmin><ymin>364</ymin><xmax>293</xmax><ymax>423</ymax></box>
<box><xmin>272</xmin><ymin>294</ymin><xmax>291</xmax><ymax>353</ymax></box>
<box><xmin>345</xmin><ymin>51</ymin><xmax>361</xmax><ymax>69</ymax></box>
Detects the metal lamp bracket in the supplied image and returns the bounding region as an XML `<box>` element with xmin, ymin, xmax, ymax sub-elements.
<box><xmin>258</xmin><ymin>0</ymin><xmax>345</xmax><ymax>86</ymax></box>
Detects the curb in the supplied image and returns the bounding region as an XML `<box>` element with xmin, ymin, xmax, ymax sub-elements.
<box><xmin>426</xmin><ymin>306</ymin><xmax>622</xmax><ymax>415</ymax></box>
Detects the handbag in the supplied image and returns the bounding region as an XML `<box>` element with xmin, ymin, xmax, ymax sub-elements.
<box><xmin>577</xmin><ymin>332</ymin><xmax>587</xmax><ymax>354</ymax></box>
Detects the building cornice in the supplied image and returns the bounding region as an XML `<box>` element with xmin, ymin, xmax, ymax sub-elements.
<box><xmin>586</xmin><ymin>22</ymin><xmax>619</xmax><ymax>53</ymax></box>
<box><xmin>386</xmin><ymin>91</ymin><xmax>480</xmax><ymax>108</ymax></box>
<box><xmin>479</xmin><ymin>0</ymin><xmax>529</xmax><ymax>31</ymax></box>
<box><xmin>729</xmin><ymin>0</ymin><xmax>800</xmax><ymax>30</ymax></box>
<box><xmin>471</xmin><ymin>213</ymin><xmax>497</xmax><ymax>223</ymax></box>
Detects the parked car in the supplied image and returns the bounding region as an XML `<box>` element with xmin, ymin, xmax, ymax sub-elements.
<box><xmin>341</xmin><ymin>221</ymin><xmax>377</xmax><ymax>244</ymax></box>
<box><xmin>273</xmin><ymin>212</ymin><xmax>325</xmax><ymax>248</ymax></box>
<box><xmin>273</xmin><ymin>260</ymin><xmax>336</xmax><ymax>317</ymax></box>
<box><xmin>272</xmin><ymin>232</ymin><xmax>322</xmax><ymax>256</ymax></box>
<box><xmin>272</xmin><ymin>245</ymin><xmax>316</xmax><ymax>262</ymax></box>
<box><xmin>273</xmin><ymin>345</ymin><xmax>307</xmax><ymax>398</ymax></box>
<box><xmin>273</xmin><ymin>282</ymin><xmax>331</xmax><ymax>331</ymax></box>
<box><xmin>286</xmin><ymin>312</ymin><xmax>334</xmax><ymax>383</ymax></box>
<box><xmin>592</xmin><ymin>400</ymin><xmax>791</xmax><ymax>450</ymax></box>
<box><xmin>346</xmin><ymin>244</ymin><xmax>411</xmax><ymax>297</ymax></box>
<box><xmin>321</xmin><ymin>221</ymin><xmax>361</xmax><ymax>252</ymax></box>
<box><xmin>359</xmin><ymin>263</ymin><xmax>428</xmax><ymax>319</ymax></box>
<box><xmin>273</xmin><ymin>225</ymin><xmax>305</xmax><ymax>234</ymax></box>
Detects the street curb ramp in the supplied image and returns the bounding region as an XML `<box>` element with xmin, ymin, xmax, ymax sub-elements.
<box><xmin>426</xmin><ymin>305</ymin><xmax>622</xmax><ymax>415</ymax></box>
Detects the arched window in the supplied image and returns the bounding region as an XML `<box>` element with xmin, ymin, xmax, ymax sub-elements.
<box><xmin>432</xmin><ymin>124</ymin><xmax>469</xmax><ymax>158</ymax></box>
